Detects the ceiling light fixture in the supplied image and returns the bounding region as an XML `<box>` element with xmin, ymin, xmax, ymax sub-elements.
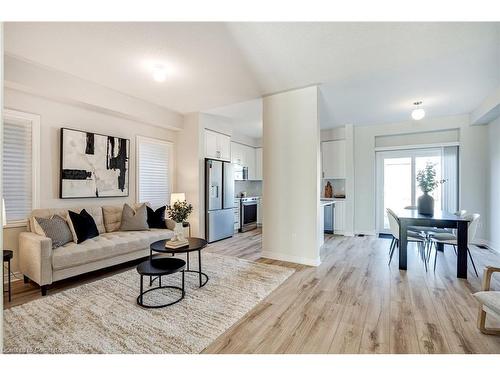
<box><xmin>152</xmin><ymin>64</ymin><xmax>167</xmax><ymax>82</ymax></box>
<box><xmin>411</xmin><ymin>101</ymin><xmax>425</xmax><ymax>121</ymax></box>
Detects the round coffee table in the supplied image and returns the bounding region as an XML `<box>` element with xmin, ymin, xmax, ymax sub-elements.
<box><xmin>136</xmin><ymin>257</ymin><xmax>186</xmax><ymax>308</ymax></box>
<box><xmin>150</xmin><ymin>237</ymin><xmax>208</xmax><ymax>288</ymax></box>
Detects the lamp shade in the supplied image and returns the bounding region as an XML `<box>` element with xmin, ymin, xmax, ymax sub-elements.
<box><xmin>170</xmin><ymin>193</ymin><xmax>186</xmax><ymax>206</ymax></box>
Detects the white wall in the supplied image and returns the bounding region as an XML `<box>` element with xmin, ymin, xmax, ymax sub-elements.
<box><xmin>262</xmin><ymin>86</ymin><xmax>321</xmax><ymax>266</ymax></box>
<box><xmin>3</xmin><ymin>88</ymin><xmax>177</xmax><ymax>272</ymax></box>
<box><xmin>487</xmin><ymin>116</ymin><xmax>500</xmax><ymax>250</ymax></box>
<box><xmin>354</xmin><ymin>114</ymin><xmax>489</xmax><ymax>238</ymax></box>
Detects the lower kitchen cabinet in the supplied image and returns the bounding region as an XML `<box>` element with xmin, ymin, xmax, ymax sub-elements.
<box><xmin>334</xmin><ymin>200</ymin><xmax>345</xmax><ymax>234</ymax></box>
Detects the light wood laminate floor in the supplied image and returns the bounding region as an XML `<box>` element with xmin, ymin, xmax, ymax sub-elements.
<box><xmin>4</xmin><ymin>230</ymin><xmax>500</xmax><ymax>353</ymax></box>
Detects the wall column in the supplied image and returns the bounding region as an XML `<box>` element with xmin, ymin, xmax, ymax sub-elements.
<box><xmin>262</xmin><ymin>86</ymin><xmax>322</xmax><ymax>266</ymax></box>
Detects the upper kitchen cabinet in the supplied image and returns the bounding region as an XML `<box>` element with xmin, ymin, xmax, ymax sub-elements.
<box><xmin>245</xmin><ymin>145</ymin><xmax>256</xmax><ymax>180</ymax></box>
<box><xmin>205</xmin><ymin>129</ymin><xmax>231</xmax><ymax>161</ymax></box>
<box><xmin>322</xmin><ymin>139</ymin><xmax>346</xmax><ymax>179</ymax></box>
<box><xmin>231</xmin><ymin>141</ymin><xmax>244</xmax><ymax>165</ymax></box>
<box><xmin>255</xmin><ymin>147</ymin><xmax>263</xmax><ymax>180</ymax></box>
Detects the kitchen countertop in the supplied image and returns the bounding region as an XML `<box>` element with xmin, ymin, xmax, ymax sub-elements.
<box><xmin>319</xmin><ymin>200</ymin><xmax>335</xmax><ymax>207</ymax></box>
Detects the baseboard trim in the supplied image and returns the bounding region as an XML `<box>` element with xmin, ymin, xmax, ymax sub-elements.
<box><xmin>261</xmin><ymin>251</ymin><xmax>321</xmax><ymax>267</ymax></box>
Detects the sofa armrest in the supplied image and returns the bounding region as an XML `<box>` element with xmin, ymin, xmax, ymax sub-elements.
<box><xmin>482</xmin><ymin>266</ymin><xmax>500</xmax><ymax>291</ymax></box>
<box><xmin>18</xmin><ymin>232</ymin><xmax>53</xmax><ymax>286</ymax></box>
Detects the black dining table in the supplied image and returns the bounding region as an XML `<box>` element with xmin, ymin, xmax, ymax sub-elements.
<box><xmin>393</xmin><ymin>208</ymin><xmax>470</xmax><ymax>279</ymax></box>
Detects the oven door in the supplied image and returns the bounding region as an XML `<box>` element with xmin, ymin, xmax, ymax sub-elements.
<box><xmin>241</xmin><ymin>201</ymin><xmax>257</xmax><ymax>231</ymax></box>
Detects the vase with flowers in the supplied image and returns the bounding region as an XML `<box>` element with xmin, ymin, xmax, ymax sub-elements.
<box><xmin>416</xmin><ymin>162</ymin><xmax>445</xmax><ymax>215</ymax></box>
<box><xmin>166</xmin><ymin>200</ymin><xmax>193</xmax><ymax>246</ymax></box>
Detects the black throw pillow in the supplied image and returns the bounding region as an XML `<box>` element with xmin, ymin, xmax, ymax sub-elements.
<box><xmin>146</xmin><ymin>206</ymin><xmax>166</xmax><ymax>229</ymax></box>
<box><xmin>68</xmin><ymin>209</ymin><xmax>99</xmax><ymax>244</ymax></box>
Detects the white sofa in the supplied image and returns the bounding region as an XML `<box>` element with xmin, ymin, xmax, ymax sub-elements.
<box><xmin>19</xmin><ymin>204</ymin><xmax>175</xmax><ymax>295</ymax></box>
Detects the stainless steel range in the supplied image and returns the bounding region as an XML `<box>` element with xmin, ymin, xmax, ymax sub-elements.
<box><xmin>240</xmin><ymin>197</ymin><xmax>258</xmax><ymax>232</ymax></box>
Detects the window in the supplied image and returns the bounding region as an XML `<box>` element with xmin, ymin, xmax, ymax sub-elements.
<box><xmin>2</xmin><ymin>109</ymin><xmax>40</xmax><ymax>225</ymax></box>
<box><xmin>136</xmin><ymin>136</ymin><xmax>173</xmax><ymax>209</ymax></box>
<box><xmin>376</xmin><ymin>146</ymin><xmax>459</xmax><ymax>232</ymax></box>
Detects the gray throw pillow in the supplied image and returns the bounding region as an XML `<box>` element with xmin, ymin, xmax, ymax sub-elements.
<box><xmin>120</xmin><ymin>203</ymin><xmax>149</xmax><ymax>231</ymax></box>
<box><xmin>35</xmin><ymin>215</ymin><xmax>74</xmax><ymax>249</ymax></box>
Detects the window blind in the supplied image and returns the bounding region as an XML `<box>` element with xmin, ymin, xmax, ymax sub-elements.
<box><xmin>137</xmin><ymin>138</ymin><xmax>172</xmax><ymax>209</ymax></box>
<box><xmin>3</xmin><ymin>118</ymin><xmax>33</xmax><ymax>222</ymax></box>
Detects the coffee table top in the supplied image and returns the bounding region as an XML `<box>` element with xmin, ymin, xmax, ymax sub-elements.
<box><xmin>137</xmin><ymin>257</ymin><xmax>186</xmax><ymax>276</ymax></box>
<box><xmin>150</xmin><ymin>237</ymin><xmax>207</xmax><ymax>254</ymax></box>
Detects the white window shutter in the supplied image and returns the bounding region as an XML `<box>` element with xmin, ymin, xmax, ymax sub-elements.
<box><xmin>3</xmin><ymin>118</ymin><xmax>33</xmax><ymax>222</ymax></box>
<box><xmin>137</xmin><ymin>137</ymin><xmax>172</xmax><ymax>209</ymax></box>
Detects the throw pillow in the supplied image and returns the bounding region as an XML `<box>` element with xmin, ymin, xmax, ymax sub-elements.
<box><xmin>68</xmin><ymin>209</ymin><xmax>99</xmax><ymax>244</ymax></box>
<box><xmin>120</xmin><ymin>203</ymin><xmax>149</xmax><ymax>231</ymax></box>
<box><xmin>146</xmin><ymin>206</ymin><xmax>166</xmax><ymax>228</ymax></box>
<box><xmin>34</xmin><ymin>215</ymin><xmax>74</xmax><ymax>249</ymax></box>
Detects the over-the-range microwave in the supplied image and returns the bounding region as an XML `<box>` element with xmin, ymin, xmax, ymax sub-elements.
<box><xmin>234</xmin><ymin>164</ymin><xmax>248</xmax><ymax>181</ymax></box>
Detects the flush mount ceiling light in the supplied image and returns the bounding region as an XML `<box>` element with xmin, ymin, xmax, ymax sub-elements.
<box><xmin>411</xmin><ymin>101</ymin><xmax>425</xmax><ymax>121</ymax></box>
<box><xmin>152</xmin><ymin>64</ymin><xmax>168</xmax><ymax>82</ymax></box>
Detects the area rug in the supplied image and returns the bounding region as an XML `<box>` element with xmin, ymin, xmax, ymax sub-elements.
<box><xmin>3</xmin><ymin>253</ymin><xmax>294</xmax><ymax>353</ymax></box>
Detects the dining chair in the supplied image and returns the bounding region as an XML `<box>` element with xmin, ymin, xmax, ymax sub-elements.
<box><xmin>386</xmin><ymin>208</ymin><xmax>427</xmax><ymax>268</ymax></box>
<box><xmin>429</xmin><ymin>213</ymin><xmax>480</xmax><ymax>276</ymax></box>
<box><xmin>473</xmin><ymin>266</ymin><xmax>500</xmax><ymax>335</ymax></box>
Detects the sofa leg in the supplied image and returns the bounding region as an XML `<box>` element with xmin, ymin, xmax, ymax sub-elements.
<box><xmin>23</xmin><ymin>275</ymin><xmax>30</xmax><ymax>284</ymax></box>
<box><xmin>41</xmin><ymin>285</ymin><xmax>48</xmax><ymax>296</ymax></box>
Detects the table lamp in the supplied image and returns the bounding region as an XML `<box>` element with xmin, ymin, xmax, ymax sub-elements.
<box><xmin>170</xmin><ymin>193</ymin><xmax>186</xmax><ymax>206</ymax></box>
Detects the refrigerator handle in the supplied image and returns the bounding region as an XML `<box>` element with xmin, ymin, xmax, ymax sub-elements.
<box><xmin>216</xmin><ymin>185</ymin><xmax>219</xmax><ymax>198</ymax></box>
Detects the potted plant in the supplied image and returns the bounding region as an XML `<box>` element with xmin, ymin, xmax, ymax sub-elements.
<box><xmin>416</xmin><ymin>162</ymin><xmax>443</xmax><ymax>215</ymax></box>
<box><xmin>166</xmin><ymin>200</ymin><xmax>193</xmax><ymax>242</ymax></box>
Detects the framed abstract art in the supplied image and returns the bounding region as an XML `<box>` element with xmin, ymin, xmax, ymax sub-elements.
<box><xmin>60</xmin><ymin>128</ymin><xmax>130</xmax><ymax>198</ymax></box>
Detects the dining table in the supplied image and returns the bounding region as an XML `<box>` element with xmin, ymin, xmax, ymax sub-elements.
<box><xmin>393</xmin><ymin>208</ymin><xmax>470</xmax><ymax>279</ymax></box>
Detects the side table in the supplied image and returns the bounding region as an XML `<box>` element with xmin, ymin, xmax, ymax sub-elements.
<box><xmin>3</xmin><ymin>250</ymin><xmax>13</xmax><ymax>302</ymax></box>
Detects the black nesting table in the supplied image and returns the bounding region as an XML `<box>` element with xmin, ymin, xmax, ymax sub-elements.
<box><xmin>136</xmin><ymin>257</ymin><xmax>186</xmax><ymax>308</ymax></box>
<box><xmin>150</xmin><ymin>237</ymin><xmax>208</xmax><ymax>287</ymax></box>
<box><xmin>3</xmin><ymin>250</ymin><xmax>13</xmax><ymax>302</ymax></box>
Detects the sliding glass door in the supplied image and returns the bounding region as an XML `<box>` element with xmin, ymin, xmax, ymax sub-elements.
<box><xmin>376</xmin><ymin>146</ymin><xmax>458</xmax><ymax>233</ymax></box>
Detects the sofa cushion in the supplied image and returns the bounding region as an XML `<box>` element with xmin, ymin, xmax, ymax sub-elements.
<box><xmin>34</xmin><ymin>215</ymin><xmax>73</xmax><ymax>249</ymax></box>
<box><xmin>52</xmin><ymin>228</ymin><xmax>174</xmax><ymax>271</ymax></box>
<box><xmin>102</xmin><ymin>205</ymin><xmax>123</xmax><ymax>232</ymax></box>
<box><xmin>147</xmin><ymin>206</ymin><xmax>167</xmax><ymax>228</ymax></box>
<box><xmin>101</xmin><ymin>228</ymin><xmax>174</xmax><ymax>253</ymax></box>
<box><xmin>120</xmin><ymin>204</ymin><xmax>149</xmax><ymax>231</ymax></box>
<box><xmin>68</xmin><ymin>209</ymin><xmax>100</xmax><ymax>244</ymax></box>
<box><xmin>52</xmin><ymin>236</ymin><xmax>115</xmax><ymax>270</ymax></box>
<box><xmin>30</xmin><ymin>206</ymin><xmax>105</xmax><ymax>234</ymax></box>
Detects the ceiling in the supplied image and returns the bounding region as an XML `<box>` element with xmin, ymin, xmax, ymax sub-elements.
<box><xmin>4</xmin><ymin>22</ymin><xmax>500</xmax><ymax>133</ymax></box>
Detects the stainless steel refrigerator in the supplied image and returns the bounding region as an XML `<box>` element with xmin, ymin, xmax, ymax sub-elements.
<box><xmin>205</xmin><ymin>159</ymin><xmax>235</xmax><ymax>243</ymax></box>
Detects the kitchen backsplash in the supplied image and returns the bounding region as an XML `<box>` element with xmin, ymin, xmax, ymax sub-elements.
<box><xmin>235</xmin><ymin>180</ymin><xmax>263</xmax><ymax>197</ymax></box>
<box><xmin>322</xmin><ymin>179</ymin><xmax>346</xmax><ymax>198</ymax></box>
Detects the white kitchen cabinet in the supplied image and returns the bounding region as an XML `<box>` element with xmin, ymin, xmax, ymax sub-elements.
<box><xmin>322</xmin><ymin>140</ymin><xmax>346</xmax><ymax>179</ymax></box>
<box><xmin>245</xmin><ymin>145</ymin><xmax>256</xmax><ymax>180</ymax></box>
<box><xmin>255</xmin><ymin>147</ymin><xmax>263</xmax><ymax>180</ymax></box>
<box><xmin>230</xmin><ymin>142</ymin><xmax>258</xmax><ymax>180</ymax></box>
<box><xmin>334</xmin><ymin>200</ymin><xmax>345</xmax><ymax>233</ymax></box>
<box><xmin>234</xmin><ymin>199</ymin><xmax>241</xmax><ymax>232</ymax></box>
<box><xmin>257</xmin><ymin>198</ymin><xmax>262</xmax><ymax>226</ymax></box>
<box><xmin>205</xmin><ymin>129</ymin><xmax>230</xmax><ymax>161</ymax></box>
<box><xmin>231</xmin><ymin>142</ymin><xmax>244</xmax><ymax>165</ymax></box>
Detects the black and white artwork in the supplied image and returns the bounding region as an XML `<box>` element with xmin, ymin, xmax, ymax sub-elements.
<box><xmin>60</xmin><ymin>128</ymin><xmax>129</xmax><ymax>198</ymax></box>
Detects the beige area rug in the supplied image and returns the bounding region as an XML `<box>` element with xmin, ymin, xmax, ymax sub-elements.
<box><xmin>4</xmin><ymin>253</ymin><xmax>294</xmax><ymax>354</ymax></box>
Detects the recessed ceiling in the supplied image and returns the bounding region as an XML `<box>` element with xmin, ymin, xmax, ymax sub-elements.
<box><xmin>4</xmin><ymin>22</ymin><xmax>500</xmax><ymax>129</ymax></box>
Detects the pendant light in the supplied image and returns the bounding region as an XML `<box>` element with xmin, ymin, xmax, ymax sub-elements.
<box><xmin>411</xmin><ymin>101</ymin><xmax>425</xmax><ymax>120</ymax></box>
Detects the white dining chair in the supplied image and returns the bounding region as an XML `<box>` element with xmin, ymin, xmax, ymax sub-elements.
<box><xmin>430</xmin><ymin>213</ymin><xmax>480</xmax><ymax>276</ymax></box>
<box><xmin>387</xmin><ymin>208</ymin><xmax>427</xmax><ymax>269</ymax></box>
